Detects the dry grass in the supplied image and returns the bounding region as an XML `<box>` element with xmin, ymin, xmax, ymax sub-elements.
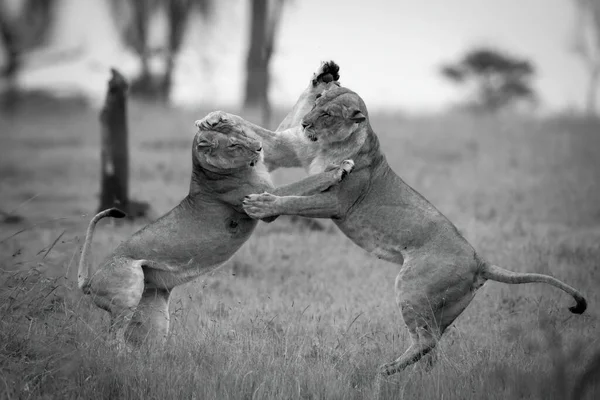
<box><xmin>0</xmin><ymin>102</ymin><xmax>599</xmax><ymax>399</ymax></box>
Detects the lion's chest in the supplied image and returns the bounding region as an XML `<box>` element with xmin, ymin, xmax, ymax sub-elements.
<box><xmin>308</xmin><ymin>156</ymin><xmax>330</xmax><ymax>175</ymax></box>
<box><xmin>170</xmin><ymin>210</ymin><xmax>256</xmax><ymax>262</ymax></box>
<box><xmin>224</xmin><ymin>213</ymin><xmax>256</xmax><ymax>239</ymax></box>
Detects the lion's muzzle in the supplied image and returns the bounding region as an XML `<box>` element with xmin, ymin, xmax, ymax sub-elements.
<box><xmin>305</xmin><ymin>131</ymin><xmax>317</xmax><ymax>142</ymax></box>
<box><xmin>302</xmin><ymin>122</ymin><xmax>317</xmax><ymax>142</ymax></box>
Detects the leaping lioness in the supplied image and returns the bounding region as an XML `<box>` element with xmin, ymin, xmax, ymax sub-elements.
<box><xmin>202</xmin><ymin>62</ymin><xmax>588</xmax><ymax>376</ymax></box>
<box><xmin>77</xmin><ymin>117</ymin><xmax>354</xmax><ymax>346</ymax></box>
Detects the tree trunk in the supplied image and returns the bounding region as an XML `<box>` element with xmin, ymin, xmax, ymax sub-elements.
<box><xmin>0</xmin><ymin>8</ymin><xmax>21</xmax><ymax>111</ymax></box>
<box><xmin>98</xmin><ymin>69</ymin><xmax>131</xmax><ymax>214</ymax></box>
<box><xmin>586</xmin><ymin>66</ymin><xmax>599</xmax><ymax>116</ymax></box>
<box><xmin>160</xmin><ymin>0</ymin><xmax>192</xmax><ymax>102</ymax></box>
<box><xmin>244</xmin><ymin>0</ymin><xmax>270</xmax><ymax>125</ymax></box>
<box><xmin>130</xmin><ymin>0</ymin><xmax>153</xmax><ymax>97</ymax></box>
<box><xmin>0</xmin><ymin>0</ymin><xmax>56</xmax><ymax>111</ymax></box>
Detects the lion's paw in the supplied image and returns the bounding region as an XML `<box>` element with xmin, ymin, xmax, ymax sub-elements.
<box><xmin>312</xmin><ymin>60</ymin><xmax>340</xmax><ymax>87</ymax></box>
<box><xmin>331</xmin><ymin>159</ymin><xmax>354</xmax><ymax>182</ymax></box>
<box><xmin>243</xmin><ymin>192</ymin><xmax>280</xmax><ymax>219</ymax></box>
<box><xmin>195</xmin><ymin>111</ymin><xmax>232</xmax><ymax>131</ymax></box>
<box><xmin>340</xmin><ymin>159</ymin><xmax>354</xmax><ymax>177</ymax></box>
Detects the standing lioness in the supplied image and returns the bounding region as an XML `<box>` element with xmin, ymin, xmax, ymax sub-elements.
<box><xmin>78</xmin><ymin>118</ymin><xmax>353</xmax><ymax>346</ymax></box>
<box><xmin>208</xmin><ymin>84</ymin><xmax>588</xmax><ymax>376</ymax></box>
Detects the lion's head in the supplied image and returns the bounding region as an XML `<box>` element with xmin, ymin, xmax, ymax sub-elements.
<box><xmin>192</xmin><ymin>117</ymin><xmax>263</xmax><ymax>173</ymax></box>
<box><xmin>300</xmin><ymin>87</ymin><xmax>368</xmax><ymax>144</ymax></box>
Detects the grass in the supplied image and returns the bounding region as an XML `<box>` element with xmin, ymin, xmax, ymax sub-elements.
<box><xmin>0</xmin><ymin>101</ymin><xmax>599</xmax><ymax>399</ymax></box>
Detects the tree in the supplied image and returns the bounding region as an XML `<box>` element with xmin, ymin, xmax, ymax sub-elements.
<box><xmin>109</xmin><ymin>0</ymin><xmax>212</xmax><ymax>101</ymax></box>
<box><xmin>244</xmin><ymin>0</ymin><xmax>285</xmax><ymax>126</ymax></box>
<box><xmin>161</xmin><ymin>0</ymin><xmax>211</xmax><ymax>100</ymax></box>
<box><xmin>570</xmin><ymin>0</ymin><xmax>600</xmax><ymax>116</ymax></box>
<box><xmin>0</xmin><ymin>0</ymin><xmax>56</xmax><ymax>109</ymax></box>
<box><xmin>441</xmin><ymin>47</ymin><xmax>537</xmax><ymax>113</ymax></box>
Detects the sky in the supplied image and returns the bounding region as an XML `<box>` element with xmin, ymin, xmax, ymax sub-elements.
<box><xmin>271</xmin><ymin>0</ymin><xmax>587</xmax><ymax>112</ymax></box>
<box><xmin>0</xmin><ymin>0</ymin><xmax>590</xmax><ymax>113</ymax></box>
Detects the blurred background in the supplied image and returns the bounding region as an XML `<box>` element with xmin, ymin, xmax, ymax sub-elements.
<box><xmin>0</xmin><ymin>0</ymin><xmax>599</xmax><ymax>119</ymax></box>
<box><xmin>1</xmin><ymin>1</ymin><xmax>600</xmax><ymax>398</ymax></box>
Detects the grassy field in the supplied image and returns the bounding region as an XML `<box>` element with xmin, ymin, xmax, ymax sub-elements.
<box><xmin>1</xmin><ymin>101</ymin><xmax>599</xmax><ymax>399</ymax></box>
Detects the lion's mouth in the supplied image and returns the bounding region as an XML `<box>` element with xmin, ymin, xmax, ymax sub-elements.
<box><xmin>305</xmin><ymin>130</ymin><xmax>318</xmax><ymax>142</ymax></box>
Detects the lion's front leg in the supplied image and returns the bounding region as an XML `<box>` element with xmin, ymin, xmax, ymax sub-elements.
<box><xmin>243</xmin><ymin>191</ymin><xmax>341</xmax><ymax>220</ymax></box>
<box><xmin>271</xmin><ymin>160</ymin><xmax>354</xmax><ymax>197</ymax></box>
<box><xmin>276</xmin><ymin>61</ymin><xmax>341</xmax><ymax>131</ymax></box>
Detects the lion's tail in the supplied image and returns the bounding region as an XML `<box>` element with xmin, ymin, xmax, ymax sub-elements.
<box><xmin>78</xmin><ymin>208</ymin><xmax>126</xmax><ymax>294</ymax></box>
<box><xmin>480</xmin><ymin>263</ymin><xmax>587</xmax><ymax>314</ymax></box>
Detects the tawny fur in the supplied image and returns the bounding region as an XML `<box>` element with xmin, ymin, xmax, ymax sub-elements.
<box><xmin>77</xmin><ymin>119</ymin><xmax>353</xmax><ymax>347</ymax></box>
<box><xmin>204</xmin><ymin>61</ymin><xmax>588</xmax><ymax>376</ymax></box>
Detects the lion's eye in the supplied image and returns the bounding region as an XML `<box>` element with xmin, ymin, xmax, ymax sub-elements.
<box><xmin>228</xmin><ymin>143</ymin><xmax>240</xmax><ymax>148</ymax></box>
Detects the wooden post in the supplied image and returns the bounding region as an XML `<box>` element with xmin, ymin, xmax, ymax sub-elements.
<box><xmin>97</xmin><ymin>68</ymin><xmax>149</xmax><ymax>218</ymax></box>
<box><xmin>97</xmin><ymin>68</ymin><xmax>149</xmax><ymax>219</ymax></box>
<box><xmin>98</xmin><ymin>68</ymin><xmax>130</xmax><ymax>215</ymax></box>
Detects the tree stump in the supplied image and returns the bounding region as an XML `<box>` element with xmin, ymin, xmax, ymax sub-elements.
<box><xmin>97</xmin><ymin>68</ymin><xmax>149</xmax><ymax>219</ymax></box>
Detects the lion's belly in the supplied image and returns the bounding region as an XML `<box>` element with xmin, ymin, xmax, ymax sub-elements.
<box><xmin>335</xmin><ymin>199</ymin><xmax>442</xmax><ymax>265</ymax></box>
<box><xmin>336</xmin><ymin>189</ymin><xmax>468</xmax><ymax>267</ymax></box>
<box><xmin>114</xmin><ymin>207</ymin><xmax>257</xmax><ymax>289</ymax></box>
<box><xmin>335</xmin><ymin>210</ymin><xmax>407</xmax><ymax>264</ymax></box>
<box><xmin>143</xmin><ymin>259</ymin><xmax>229</xmax><ymax>289</ymax></box>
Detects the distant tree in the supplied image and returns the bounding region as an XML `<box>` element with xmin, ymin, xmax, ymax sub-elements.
<box><xmin>109</xmin><ymin>0</ymin><xmax>212</xmax><ymax>101</ymax></box>
<box><xmin>244</xmin><ymin>0</ymin><xmax>285</xmax><ymax>126</ymax></box>
<box><xmin>124</xmin><ymin>0</ymin><xmax>157</xmax><ymax>97</ymax></box>
<box><xmin>162</xmin><ymin>0</ymin><xmax>207</xmax><ymax>99</ymax></box>
<box><xmin>570</xmin><ymin>0</ymin><xmax>600</xmax><ymax>116</ymax></box>
<box><xmin>0</xmin><ymin>0</ymin><xmax>56</xmax><ymax>109</ymax></box>
<box><xmin>441</xmin><ymin>47</ymin><xmax>537</xmax><ymax>113</ymax></box>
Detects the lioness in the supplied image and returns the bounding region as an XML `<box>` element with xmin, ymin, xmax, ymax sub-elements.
<box><xmin>206</xmin><ymin>77</ymin><xmax>588</xmax><ymax>375</ymax></box>
<box><xmin>77</xmin><ymin>119</ymin><xmax>354</xmax><ymax>346</ymax></box>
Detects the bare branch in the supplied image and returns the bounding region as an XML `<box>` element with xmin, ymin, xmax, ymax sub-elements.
<box><xmin>571</xmin><ymin>0</ymin><xmax>600</xmax><ymax>114</ymax></box>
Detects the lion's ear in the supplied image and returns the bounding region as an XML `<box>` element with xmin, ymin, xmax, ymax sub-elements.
<box><xmin>349</xmin><ymin>110</ymin><xmax>366</xmax><ymax>123</ymax></box>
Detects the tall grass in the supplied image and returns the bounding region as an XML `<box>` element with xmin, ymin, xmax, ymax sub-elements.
<box><xmin>1</xmin><ymin>103</ymin><xmax>599</xmax><ymax>398</ymax></box>
<box><xmin>1</xmin><ymin>258</ymin><xmax>598</xmax><ymax>399</ymax></box>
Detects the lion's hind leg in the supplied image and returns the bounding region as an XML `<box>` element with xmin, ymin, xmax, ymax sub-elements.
<box><xmin>87</xmin><ymin>257</ymin><xmax>145</xmax><ymax>349</ymax></box>
<box><xmin>378</xmin><ymin>325</ymin><xmax>439</xmax><ymax>376</ymax></box>
<box><xmin>419</xmin><ymin>347</ymin><xmax>439</xmax><ymax>373</ymax></box>
<box><xmin>126</xmin><ymin>288</ymin><xmax>171</xmax><ymax>347</ymax></box>
<box><xmin>378</xmin><ymin>290</ymin><xmax>441</xmax><ymax>375</ymax></box>
<box><xmin>380</xmin><ymin>258</ymin><xmax>479</xmax><ymax>376</ymax></box>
